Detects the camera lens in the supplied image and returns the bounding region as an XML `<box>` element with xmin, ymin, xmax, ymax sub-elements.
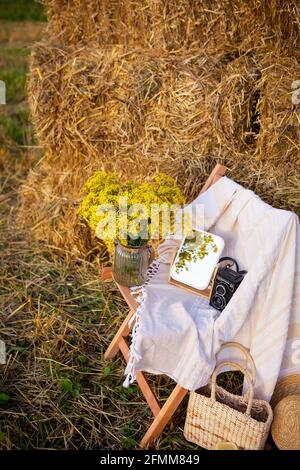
<box><xmin>216</xmin><ymin>284</ymin><xmax>226</xmax><ymax>296</ymax></box>
<box><xmin>211</xmin><ymin>295</ymin><xmax>226</xmax><ymax>310</ymax></box>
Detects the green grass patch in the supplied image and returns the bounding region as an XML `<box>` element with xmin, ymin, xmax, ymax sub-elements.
<box><xmin>0</xmin><ymin>0</ymin><xmax>46</xmax><ymax>22</ymax></box>
<box><xmin>0</xmin><ymin>45</ymin><xmax>36</xmax><ymax>149</ymax></box>
<box><xmin>0</xmin><ymin>47</ymin><xmax>29</xmax><ymax>104</ymax></box>
<box><xmin>60</xmin><ymin>378</ymin><xmax>81</xmax><ymax>399</ymax></box>
<box><xmin>0</xmin><ymin>112</ymin><xmax>26</xmax><ymax>145</ymax></box>
<box><xmin>121</xmin><ymin>421</ymin><xmax>138</xmax><ymax>450</ymax></box>
<box><xmin>0</xmin><ymin>393</ymin><xmax>10</xmax><ymax>403</ymax></box>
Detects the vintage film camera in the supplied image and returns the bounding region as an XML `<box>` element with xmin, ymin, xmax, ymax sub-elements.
<box><xmin>210</xmin><ymin>257</ymin><xmax>247</xmax><ymax>312</ymax></box>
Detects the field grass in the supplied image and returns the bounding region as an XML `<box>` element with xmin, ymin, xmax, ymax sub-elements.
<box><xmin>0</xmin><ymin>3</ymin><xmax>243</xmax><ymax>450</ymax></box>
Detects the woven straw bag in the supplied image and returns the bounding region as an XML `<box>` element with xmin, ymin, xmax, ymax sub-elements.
<box><xmin>184</xmin><ymin>342</ymin><xmax>273</xmax><ymax>450</ymax></box>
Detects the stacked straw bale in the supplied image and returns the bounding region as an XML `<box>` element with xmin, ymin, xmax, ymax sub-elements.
<box><xmin>42</xmin><ymin>0</ymin><xmax>300</xmax><ymax>54</ymax></box>
<box><xmin>27</xmin><ymin>44</ymin><xmax>223</xmax><ymax>176</ymax></box>
<box><xmin>21</xmin><ymin>1</ymin><xmax>300</xmax><ymax>256</ymax></box>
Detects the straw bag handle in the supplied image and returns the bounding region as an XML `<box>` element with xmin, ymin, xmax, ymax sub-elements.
<box><xmin>211</xmin><ymin>361</ymin><xmax>254</xmax><ymax>416</ymax></box>
<box><xmin>216</xmin><ymin>342</ymin><xmax>256</xmax><ymax>385</ymax></box>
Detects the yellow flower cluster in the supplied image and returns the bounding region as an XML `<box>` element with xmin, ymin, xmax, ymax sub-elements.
<box><xmin>78</xmin><ymin>171</ymin><xmax>185</xmax><ymax>253</ymax></box>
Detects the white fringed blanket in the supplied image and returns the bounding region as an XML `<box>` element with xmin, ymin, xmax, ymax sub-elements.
<box><xmin>124</xmin><ymin>176</ymin><xmax>300</xmax><ymax>401</ymax></box>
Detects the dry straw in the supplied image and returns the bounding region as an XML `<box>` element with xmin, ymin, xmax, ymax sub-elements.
<box><xmin>27</xmin><ymin>43</ymin><xmax>222</xmax><ymax>164</ymax></box>
<box><xmin>20</xmin><ymin>1</ymin><xmax>300</xmax><ymax>256</ymax></box>
<box><xmin>42</xmin><ymin>0</ymin><xmax>300</xmax><ymax>54</ymax></box>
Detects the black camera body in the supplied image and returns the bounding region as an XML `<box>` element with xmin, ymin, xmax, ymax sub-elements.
<box><xmin>210</xmin><ymin>257</ymin><xmax>247</xmax><ymax>312</ymax></box>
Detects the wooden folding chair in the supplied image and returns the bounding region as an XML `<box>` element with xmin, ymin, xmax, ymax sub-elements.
<box><xmin>102</xmin><ymin>163</ymin><xmax>226</xmax><ymax>448</ymax></box>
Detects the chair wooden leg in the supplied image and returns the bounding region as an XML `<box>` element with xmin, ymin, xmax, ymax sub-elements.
<box><xmin>119</xmin><ymin>337</ymin><xmax>161</xmax><ymax>417</ymax></box>
<box><xmin>104</xmin><ymin>309</ymin><xmax>136</xmax><ymax>360</ymax></box>
<box><xmin>200</xmin><ymin>163</ymin><xmax>226</xmax><ymax>194</ymax></box>
<box><xmin>100</xmin><ymin>266</ymin><xmax>113</xmax><ymax>281</ymax></box>
<box><xmin>139</xmin><ymin>384</ymin><xmax>188</xmax><ymax>449</ymax></box>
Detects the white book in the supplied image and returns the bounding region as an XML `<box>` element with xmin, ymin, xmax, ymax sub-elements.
<box><xmin>170</xmin><ymin>229</ymin><xmax>224</xmax><ymax>292</ymax></box>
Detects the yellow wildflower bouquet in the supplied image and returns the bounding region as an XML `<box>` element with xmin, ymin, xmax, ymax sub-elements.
<box><xmin>78</xmin><ymin>171</ymin><xmax>185</xmax><ymax>253</ymax></box>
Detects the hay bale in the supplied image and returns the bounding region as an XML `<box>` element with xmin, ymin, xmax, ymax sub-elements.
<box><xmin>41</xmin><ymin>0</ymin><xmax>227</xmax><ymax>50</ymax></box>
<box><xmin>41</xmin><ymin>0</ymin><xmax>300</xmax><ymax>54</ymax></box>
<box><xmin>27</xmin><ymin>41</ymin><xmax>223</xmax><ymax>187</ymax></box>
<box><xmin>28</xmin><ymin>42</ymin><xmax>284</xmax><ymax>178</ymax></box>
<box><xmin>255</xmin><ymin>53</ymin><xmax>300</xmax><ymax>168</ymax></box>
